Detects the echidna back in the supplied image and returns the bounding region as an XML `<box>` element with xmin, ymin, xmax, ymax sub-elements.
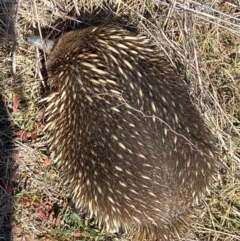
<box><xmin>43</xmin><ymin>25</ymin><xmax>218</xmax><ymax>240</ymax></box>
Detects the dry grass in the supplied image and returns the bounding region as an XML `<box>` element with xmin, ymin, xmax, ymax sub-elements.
<box><xmin>0</xmin><ymin>0</ymin><xmax>240</xmax><ymax>240</ymax></box>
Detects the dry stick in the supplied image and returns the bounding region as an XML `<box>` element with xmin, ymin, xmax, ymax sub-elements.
<box><xmin>182</xmin><ymin>1</ymin><xmax>189</xmax><ymax>71</ymax></box>
<box><xmin>190</xmin><ymin>0</ymin><xmax>240</xmax><ymax>24</ymax></box>
<box><xmin>187</xmin><ymin>9</ymin><xmax>203</xmax><ymax>96</ymax></box>
<box><xmin>73</xmin><ymin>0</ymin><xmax>80</xmax><ymax>16</ymax></box>
<box><xmin>32</xmin><ymin>0</ymin><xmax>46</xmax><ymax>87</ymax></box>
<box><xmin>193</xmin><ymin>37</ymin><xmax>204</xmax><ymax>99</ymax></box>
<box><xmin>11</xmin><ymin>0</ymin><xmax>20</xmax><ymax>84</ymax></box>
<box><xmin>197</xmin><ymin>227</ymin><xmax>240</xmax><ymax>240</ymax></box>
<box><xmin>163</xmin><ymin>0</ymin><xmax>177</xmax><ymax>30</ymax></box>
<box><xmin>185</xmin><ymin>4</ymin><xmax>240</xmax><ymax>32</ymax></box>
<box><xmin>177</xmin><ymin>0</ymin><xmax>240</xmax><ymax>28</ymax></box>
<box><xmin>222</xmin><ymin>68</ymin><xmax>237</xmax><ymax>84</ymax></box>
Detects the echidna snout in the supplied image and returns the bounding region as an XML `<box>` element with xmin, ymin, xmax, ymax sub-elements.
<box><xmin>25</xmin><ymin>24</ymin><xmax>219</xmax><ymax>240</ymax></box>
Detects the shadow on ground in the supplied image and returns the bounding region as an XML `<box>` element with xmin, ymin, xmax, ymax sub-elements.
<box><xmin>0</xmin><ymin>0</ymin><xmax>17</xmax><ymax>240</ymax></box>
<box><xmin>0</xmin><ymin>94</ymin><xmax>15</xmax><ymax>241</ymax></box>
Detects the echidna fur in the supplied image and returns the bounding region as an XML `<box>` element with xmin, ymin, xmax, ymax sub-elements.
<box><xmin>26</xmin><ymin>25</ymin><xmax>219</xmax><ymax>240</ymax></box>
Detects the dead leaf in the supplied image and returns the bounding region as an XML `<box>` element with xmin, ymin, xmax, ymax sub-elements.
<box><xmin>12</xmin><ymin>94</ymin><xmax>19</xmax><ymax>112</ymax></box>
<box><xmin>31</xmin><ymin>132</ymin><xmax>37</xmax><ymax>141</ymax></box>
<box><xmin>73</xmin><ymin>230</ymin><xmax>81</xmax><ymax>238</ymax></box>
<box><xmin>42</xmin><ymin>158</ymin><xmax>50</xmax><ymax>166</ymax></box>
<box><xmin>39</xmin><ymin>209</ymin><xmax>46</xmax><ymax>219</ymax></box>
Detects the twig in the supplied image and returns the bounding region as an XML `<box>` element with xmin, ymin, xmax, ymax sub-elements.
<box><xmin>12</xmin><ymin>0</ymin><xmax>20</xmax><ymax>83</ymax></box>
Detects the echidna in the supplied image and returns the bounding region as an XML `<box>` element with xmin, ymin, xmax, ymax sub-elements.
<box><xmin>24</xmin><ymin>24</ymin><xmax>219</xmax><ymax>240</ymax></box>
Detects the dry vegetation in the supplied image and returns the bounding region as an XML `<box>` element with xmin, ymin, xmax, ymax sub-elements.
<box><xmin>0</xmin><ymin>0</ymin><xmax>240</xmax><ymax>240</ymax></box>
